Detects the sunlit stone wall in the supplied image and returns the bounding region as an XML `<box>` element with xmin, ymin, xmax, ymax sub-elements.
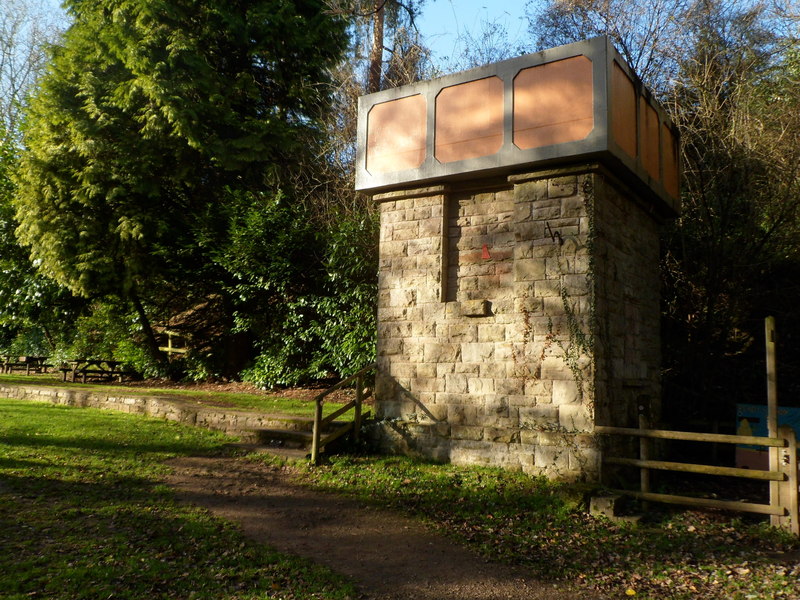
<box><xmin>370</xmin><ymin>165</ymin><xmax>662</xmax><ymax>481</ymax></box>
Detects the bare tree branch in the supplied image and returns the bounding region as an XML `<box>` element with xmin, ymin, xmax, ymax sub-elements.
<box><xmin>0</xmin><ymin>0</ymin><xmax>65</xmax><ymax>143</ymax></box>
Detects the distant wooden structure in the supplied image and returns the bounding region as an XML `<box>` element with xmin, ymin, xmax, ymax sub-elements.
<box><xmin>158</xmin><ymin>330</ymin><xmax>189</xmax><ymax>357</ymax></box>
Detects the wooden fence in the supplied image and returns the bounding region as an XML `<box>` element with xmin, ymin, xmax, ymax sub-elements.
<box><xmin>596</xmin><ymin>420</ymin><xmax>799</xmax><ymax>535</ymax></box>
<box><xmin>597</xmin><ymin>316</ymin><xmax>799</xmax><ymax>535</ymax></box>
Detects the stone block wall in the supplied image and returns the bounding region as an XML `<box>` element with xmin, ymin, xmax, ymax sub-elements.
<box><xmin>592</xmin><ymin>172</ymin><xmax>662</xmax><ymax>430</ymax></box>
<box><xmin>373</xmin><ymin>164</ymin><xmax>663</xmax><ymax>482</ymax></box>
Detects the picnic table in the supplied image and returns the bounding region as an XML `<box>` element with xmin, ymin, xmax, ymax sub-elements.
<box><xmin>1</xmin><ymin>355</ymin><xmax>50</xmax><ymax>375</ymax></box>
<box><xmin>61</xmin><ymin>359</ymin><xmax>133</xmax><ymax>383</ymax></box>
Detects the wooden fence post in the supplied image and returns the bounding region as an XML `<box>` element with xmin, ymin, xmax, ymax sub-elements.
<box><xmin>354</xmin><ymin>375</ymin><xmax>364</xmax><ymax>445</ymax></box>
<box><xmin>311</xmin><ymin>395</ymin><xmax>323</xmax><ymax>466</ymax></box>
<box><xmin>639</xmin><ymin>409</ymin><xmax>651</xmax><ymax>495</ymax></box>
<box><xmin>766</xmin><ymin>316</ymin><xmax>781</xmax><ymax>528</ymax></box>
<box><xmin>778</xmin><ymin>425</ymin><xmax>799</xmax><ymax>536</ymax></box>
<box><xmin>639</xmin><ymin>405</ymin><xmax>651</xmax><ymax>511</ymax></box>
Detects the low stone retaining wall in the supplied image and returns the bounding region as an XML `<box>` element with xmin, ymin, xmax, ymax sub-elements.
<box><xmin>0</xmin><ymin>383</ymin><xmax>303</xmax><ymax>441</ymax></box>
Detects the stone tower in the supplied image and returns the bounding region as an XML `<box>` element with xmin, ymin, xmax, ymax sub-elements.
<box><xmin>356</xmin><ymin>37</ymin><xmax>679</xmax><ymax>481</ymax></box>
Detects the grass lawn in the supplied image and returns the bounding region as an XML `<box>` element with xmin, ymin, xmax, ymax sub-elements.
<box><xmin>0</xmin><ymin>373</ymin><xmax>347</xmax><ymax>418</ymax></box>
<box><xmin>290</xmin><ymin>454</ymin><xmax>800</xmax><ymax>600</ymax></box>
<box><xmin>0</xmin><ymin>398</ymin><xmax>358</xmax><ymax>599</ymax></box>
<box><xmin>3</xmin><ymin>388</ymin><xmax>799</xmax><ymax>600</ymax></box>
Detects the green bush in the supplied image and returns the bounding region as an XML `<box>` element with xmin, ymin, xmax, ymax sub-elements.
<box><xmin>243</xmin><ymin>212</ymin><xmax>377</xmax><ymax>388</ymax></box>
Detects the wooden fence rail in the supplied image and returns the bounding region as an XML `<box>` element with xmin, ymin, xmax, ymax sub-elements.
<box><xmin>596</xmin><ymin>423</ymin><xmax>799</xmax><ymax>535</ymax></box>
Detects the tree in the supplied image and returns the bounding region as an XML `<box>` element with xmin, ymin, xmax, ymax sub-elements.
<box><xmin>327</xmin><ymin>0</ymin><xmax>428</xmax><ymax>91</ymax></box>
<box><xmin>661</xmin><ymin>3</ymin><xmax>800</xmax><ymax>417</ymax></box>
<box><xmin>527</xmin><ymin>0</ymin><xmax>800</xmax><ymax>422</ymax></box>
<box><xmin>0</xmin><ymin>0</ymin><xmax>75</xmax><ymax>355</ymax></box>
<box><xmin>526</xmin><ymin>0</ymin><xmax>691</xmax><ymax>93</ymax></box>
<box><xmin>0</xmin><ymin>0</ymin><xmax>64</xmax><ymax>143</ymax></box>
<box><xmin>440</xmin><ymin>18</ymin><xmax>529</xmax><ymax>72</ymax></box>
<box><xmin>318</xmin><ymin>0</ymin><xmax>432</xmax><ymax>211</ymax></box>
<box><xmin>0</xmin><ymin>132</ymin><xmax>82</xmax><ymax>354</ymax></box>
<box><xmin>14</xmin><ymin>0</ymin><xmax>349</xmax><ymax>374</ymax></box>
<box><xmin>229</xmin><ymin>0</ymin><xmax>435</xmax><ymax>386</ymax></box>
<box><xmin>230</xmin><ymin>1</ymin><xmax>435</xmax><ymax>386</ymax></box>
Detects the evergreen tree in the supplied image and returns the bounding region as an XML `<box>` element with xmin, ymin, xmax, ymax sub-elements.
<box><xmin>0</xmin><ymin>132</ymin><xmax>81</xmax><ymax>354</ymax></box>
<box><xmin>15</xmin><ymin>0</ymin><xmax>348</xmax><ymax>374</ymax></box>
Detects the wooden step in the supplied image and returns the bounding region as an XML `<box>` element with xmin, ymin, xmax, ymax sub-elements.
<box><xmin>245</xmin><ymin>418</ymin><xmax>348</xmax><ymax>437</ymax></box>
<box><xmin>253</xmin><ymin>428</ymin><xmax>314</xmax><ymax>449</ymax></box>
<box><xmin>249</xmin><ymin>422</ymin><xmax>352</xmax><ymax>449</ymax></box>
<box><xmin>236</xmin><ymin>404</ymin><xmax>371</xmax><ymax>459</ymax></box>
<box><xmin>228</xmin><ymin>442</ymin><xmax>309</xmax><ymax>461</ymax></box>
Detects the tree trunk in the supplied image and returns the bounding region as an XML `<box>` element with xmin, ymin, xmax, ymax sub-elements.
<box><xmin>367</xmin><ymin>0</ymin><xmax>385</xmax><ymax>93</ymax></box>
<box><xmin>42</xmin><ymin>326</ymin><xmax>55</xmax><ymax>351</ymax></box>
<box><xmin>129</xmin><ymin>290</ymin><xmax>168</xmax><ymax>371</ymax></box>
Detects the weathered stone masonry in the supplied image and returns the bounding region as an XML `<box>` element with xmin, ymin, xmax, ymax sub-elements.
<box><xmin>373</xmin><ymin>164</ymin><xmax>662</xmax><ymax>482</ymax></box>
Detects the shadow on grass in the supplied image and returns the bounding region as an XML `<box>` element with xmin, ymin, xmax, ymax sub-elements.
<box><xmin>1</xmin><ymin>469</ymin><xmax>170</xmax><ymax>506</ymax></box>
<box><xmin>0</xmin><ymin>473</ymin><xmax>343</xmax><ymax>598</ymax></box>
<box><xmin>0</xmin><ymin>398</ymin><xmax>356</xmax><ymax>598</ymax></box>
<box><xmin>1</xmin><ymin>461</ymin><xmax>356</xmax><ymax>599</ymax></box>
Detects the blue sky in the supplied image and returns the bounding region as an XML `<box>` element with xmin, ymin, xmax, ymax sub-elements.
<box><xmin>43</xmin><ymin>0</ymin><xmax>532</xmax><ymax>63</ymax></box>
<box><xmin>415</xmin><ymin>0</ymin><xmax>530</xmax><ymax>61</ymax></box>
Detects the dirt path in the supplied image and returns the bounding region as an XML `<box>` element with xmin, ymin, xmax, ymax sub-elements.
<box><xmin>166</xmin><ymin>455</ymin><xmax>601</xmax><ymax>600</ymax></box>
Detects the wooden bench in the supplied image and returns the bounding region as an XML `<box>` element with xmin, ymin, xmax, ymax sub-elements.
<box><xmin>2</xmin><ymin>356</ymin><xmax>50</xmax><ymax>375</ymax></box>
<box><xmin>62</xmin><ymin>360</ymin><xmax>137</xmax><ymax>383</ymax></box>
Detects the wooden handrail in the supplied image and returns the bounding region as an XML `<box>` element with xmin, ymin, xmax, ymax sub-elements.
<box><xmin>311</xmin><ymin>363</ymin><xmax>377</xmax><ymax>465</ymax></box>
<box><xmin>595</xmin><ymin>425</ymin><xmax>786</xmax><ymax>448</ymax></box>
<box><xmin>322</xmin><ymin>400</ymin><xmax>357</xmax><ymax>426</ymax></box>
<box><xmin>313</xmin><ymin>362</ymin><xmax>377</xmax><ymax>402</ymax></box>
